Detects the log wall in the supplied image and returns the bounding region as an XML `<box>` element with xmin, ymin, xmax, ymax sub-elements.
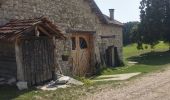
<box><xmin>0</xmin><ymin>41</ymin><xmax>17</xmax><ymax>78</ymax></box>
<box><xmin>21</xmin><ymin>37</ymin><xmax>54</xmax><ymax>86</ymax></box>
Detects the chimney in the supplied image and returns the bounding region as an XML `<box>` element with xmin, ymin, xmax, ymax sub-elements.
<box><xmin>109</xmin><ymin>9</ymin><xmax>115</xmax><ymax>20</ymax></box>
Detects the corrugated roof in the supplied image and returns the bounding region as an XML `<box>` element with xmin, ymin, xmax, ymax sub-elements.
<box><xmin>0</xmin><ymin>17</ymin><xmax>65</xmax><ymax>41</ymax></box>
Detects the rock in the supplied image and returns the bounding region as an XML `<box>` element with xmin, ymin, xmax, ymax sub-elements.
<box><xmin>7</xmin><ymin>78</ymin><xmax>16</xmax><ymax>85</ymax></box>
<box><xmin>16</xmin><ymin>82</ymin><xmax>28</xmax><ymax>90</ymax></box>
<box><xmin>0</xmin><ymin>81</ymin><xmax>5</xmax><ymax>85</ymax></box>
<box><xmin>39</xmin><ymin>84</ymin><xmax>70</xmax><ymax>91</ymax></box>
<box><xmin>67</xmin><ymin>78</ymin><xmax>84</xmax><ymax>85</ymax></box>
<box><xmin>57</xmin><ymin>76</ymin><xmax>70</xmax><ymax>84</ymax></box>
<box><xmin>0</xmin><ymin>78</ymin><xmax>5</xmax><ymax>82</ymax></box>
<box><xmin>0</xmin><ymin>78</ymin><xmax>6</xmax><ymax>85</ymax></box>
<box><xmin>128</xmin><ymin>61</ymin><xmax>138</xmax><ymax>64</ymax></box>
<box><xmin>37</xmin><ymin>76</ymin><xmax>84</xmax><ymax>91</ymax></box>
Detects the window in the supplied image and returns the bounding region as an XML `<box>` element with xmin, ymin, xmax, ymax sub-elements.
<box><xmin>79</xmin><ymin>37</ymin><xmax>88</xmax><ymax>49</ymax></box>
<box><xmin>72</xmin><ymin>37</ymin><xmax>76</xmax><ymax>50</ymax></box>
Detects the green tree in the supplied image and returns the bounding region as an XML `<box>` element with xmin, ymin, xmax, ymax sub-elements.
<box><xmin>123</xmin><ymin>21</ymin><xmax>139</xmax><ymax>46</ymax></box>
<box><xmin>137</xmin><ymin>0</ymin><xmax>164</xmax><ymax>49</ymax></box>
<box><xmin>162</xmin><ymin>0</ymin><xmax>170</xmax><ymax>49</ymax></box>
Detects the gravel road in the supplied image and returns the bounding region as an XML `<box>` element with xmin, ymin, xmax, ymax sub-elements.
<box><xmin>83</xmin><ymin>68</ymin><xmax>170</xmax><ymax>100</ymax></box>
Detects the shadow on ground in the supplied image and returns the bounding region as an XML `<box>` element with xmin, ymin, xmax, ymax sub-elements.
<box><xmin>0</xmin><ymin>85</ymin><xmax>35</xmax><ymax>100</ymax></box>
<box><xmin>127</xmin><ymin>51</ymin><xmax>170</xmax><ymax>66</ymax></box>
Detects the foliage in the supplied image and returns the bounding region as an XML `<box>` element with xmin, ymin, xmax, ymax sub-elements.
<box><xmin>123</xmin><ymin>21</ymin><xmax>139</xmax><ymax>45</ymax></box>
<box><xmin>136</xmin><ymin>0</ymin><xmax>170</xmax><ymax>49</ymax></box>
<box><xmin>162</xmin><ymin>0</ymin><xmax>170</xmax><ymax>48</ymax></box>
<box><xmin>74</xmin><ymin>77</ymin><xmax>94</xmax><ymax>85</ymax></box>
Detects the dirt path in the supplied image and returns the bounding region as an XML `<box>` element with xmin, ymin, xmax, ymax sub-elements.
<box><xmin>82</xmin><ymin>68</ymin><xmax>170</xmax><ymax>100</ymax></box>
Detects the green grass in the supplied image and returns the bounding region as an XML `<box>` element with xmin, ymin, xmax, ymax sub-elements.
<box><xmin>0</xmin><ymin>85</ymin><xmax>96</xmax><ymax>100</ymax></box>
<box><xmin>1</xmin><ymin>41</ymin><xmax>170</xmax><ymax>100</ymax></box>
<box><xmin>124</xmin><ymin>41</ymin><xmax>169</xmax><ymax>58</ymax></box>
<box><xmin>100</xmin><ymin>65</ymin><xmax>161</xmax><ymax>75</ymax></box>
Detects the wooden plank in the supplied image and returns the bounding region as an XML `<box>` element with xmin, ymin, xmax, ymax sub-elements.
<box><xmin>15</xmin><ymin>40</ymin><xmax>24</xmax><ymax>81</ymax></box>
<box><xmin>47</xmin><ymin>39</ymin><xmax>52</xmax><ymax>80</ymax></box>
<box><xmin>34</xmin><ymin>39</ymin><xmax>38</xmax><ymax>85</ymax></box>
<box><xmin>100</xmin><ymin>35</ymin><xmax>116</xmax><ymax>39</ymax></box>
<box><xmin>22</xmin><ymin>41</ymin><xmax>27</xmax><ymax>83</ymax></box>
<box><xmin>49</xmin><ymin>39</ymin><xmax>53</xmax><ymax>79</ymax></box>
<box><xmin>26</xmin><ymin>40</ymin><xmax>31</xmax><ymax>86</ymax></box>
<box><xmin>31</xmin><ymin>40</ymin><xmax>36</xmax><ymax>85</ymax></box>
<box><xmin>17</xmin><ymin>37</ymin><xmax>55</xmax><ymax>85</ymax></box>
<box><xmin>38</xmin><ymin>26</ymin><xmax>52</xmax><ymax>37</ymax></box>
<box><xmin>36</xmin><ymin>39</ymin><xmax>41</xmax><ymax>84</ymax></box>
<box><xmin>40</xmin><ymin>40</ymin><xmax>45</xmax><ymax>82</ymax></box>
<box><xmin>44</xmin><ymin>39</ymin><xmax>49</xmax><ymax>81</ymax></box>
<box><xmin>46</xmin><ymin>39</ymin><xmax>49</xmax><ymax>80</ymax></box>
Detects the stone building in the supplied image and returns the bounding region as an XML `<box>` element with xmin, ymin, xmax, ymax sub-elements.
<box><xmin>0</xmin><ymin>0</ymin><xmax>123</xmax><ymax>76</ymax></box>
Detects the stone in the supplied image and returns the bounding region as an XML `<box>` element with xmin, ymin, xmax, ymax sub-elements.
<box><xmin>67</xmin><ymin>78</ymin><xmax>84</xmax><ymax>85</ymax></box>
<box><xmin>0</xmin><ymin>81</ymin><xmax>5</xmax><ymax>85</ymax></box>
<box><xmin>7</xmin><ymin>78</ymin><xmax>16</xmax><ymax>85</ymax></box>
<box><xmin>37</xmin><ymin>76</ymin><xmax>84</xmax><ymax>91</ymax></box>
<box><xmin>0</xmin><ymin>78</ymin><xmax>5</xmax><ymax>82</ymax></box>
<box><xmin>16</xmin><ymin>82</ymin><xmax>28</xmax><ymax>90</ymax></box>
<box><xmin>39</xmin><ymin>84</ymin><xmax>70</xmax><ymax>91</ymax></box>
<box><xmin>92</xmin><ymin>72</ymin><xmax>141</xmax><ymax>82</ymax></box>
<box><xmin>57</xmin><ymin>76</ymin><xmax>70</xmax><ymax>84</ymax></box>
<box><xmin>128</xmin><ymin>61</ymin><xmax>138</xmax><ymax>64</ymax></box>
<box><xmin>0</xmin><ymin>78</ymin><xmax>6</xmax><ymax>85</ymax></box>
<box><xmin>128</xmin><ymin>61</ymin><xmax>139</xmax><ymax>65</ymax></box>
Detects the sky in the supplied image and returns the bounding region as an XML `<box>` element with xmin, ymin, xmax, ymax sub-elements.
<box><xmin>94</xmin><ymin>0</ymin><xmax>141</xmax><ymax>23</ymax></box>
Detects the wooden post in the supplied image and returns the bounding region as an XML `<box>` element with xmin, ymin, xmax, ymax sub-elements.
<box><xmin>52</xmin><ymin>37</ymin><xmax>57</xmax><ymax>80</ymax></box>
<box><xmin>111</xmin><ymin>46</ymin><xmax>115</xmax><ymax>66</ymax></box>
<box><xmin>15</xmin><ymin>40</ymin><xmax>24</xmax><ymax>81</ymax></box>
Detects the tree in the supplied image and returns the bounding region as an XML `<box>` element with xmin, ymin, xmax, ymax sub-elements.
<box><xmin>123</xmin><ymin>21</ymin><xmax>139</xmax><ymax>46</ymax></box>
<box><xmin>162</xmin><ymin>0</ymin><xmax>170</xmax><ymax>49</ymax></box>
<box><xmin>136</xmin><ymin>0</ymin><xmax>165</xmax><ymax>49</ymax></box>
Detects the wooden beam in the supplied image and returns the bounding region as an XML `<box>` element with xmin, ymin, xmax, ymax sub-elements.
<box><xmin>35</xmin><ymin>26</ymin><xmax>40</xmax><ymax>37</ymax></box>
<box><xmin>100</xmin><ymin>35</ymin><xmax>116</xmax><ymax>39</ymax></box>
<box><xmin>15</xmin><ymin>40</ymin><xmax>24</xmax><ymax>81</ymax></box>
<box><xmin>44</xmin><ymin>23</ymin><xmax>65</xmax><ymax>38</ymax></box>
<box><xmin>37</xmin><ymin>26</ymin><xmax>52</xmax><ymax>37</ymax></box>
<box><xmin>66</xmin><ymin>29</ymin><xmax>96</xmax><ymax>34</ymax></box>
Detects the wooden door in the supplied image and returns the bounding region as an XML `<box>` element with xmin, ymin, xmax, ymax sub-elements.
<box><xmin>71</xmin><ymin>34</ymin><xmax>91</xmax><ymax>76</ymax></box>
<box><xmin>106</xmin><ymin>46</ymin><xmax>115</xmax><ymax>67</ymax></box>
<box><xmin>21</xmin><ymin>37</ymin><xmax>54</xmax><ymax>86</ymax></box>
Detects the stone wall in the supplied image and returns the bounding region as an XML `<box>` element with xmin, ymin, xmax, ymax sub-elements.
<box><xmin>0</xmin><ymin>0</ymin><xmax>123</xmax><ymax>75</ymax></box>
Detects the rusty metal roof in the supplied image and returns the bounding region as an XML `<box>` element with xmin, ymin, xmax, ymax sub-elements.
<box><xmin>0</xmin><ymin>17</ymin><xmax>65</xmax><ymax>41</ymax></box>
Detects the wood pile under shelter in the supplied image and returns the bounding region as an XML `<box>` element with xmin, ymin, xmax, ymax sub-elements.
<box><xmin>0</xmin><ymin>17</ymin><xmax>65</xmax><ymax>86</ymax></box>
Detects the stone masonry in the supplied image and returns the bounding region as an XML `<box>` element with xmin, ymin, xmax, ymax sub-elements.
<box><xmin>0</xmin><ymin>0</ymin><xmax>123</xmax><ymax>76</ymax></box>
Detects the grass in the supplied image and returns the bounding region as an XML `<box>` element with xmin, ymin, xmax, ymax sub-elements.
<box><xmin>124</xmin><ymin>41</ymin><xmax>169</xmax><ymax>58</ymax></box>
<box><xmin>1</xmin><ymin>41</ymin><xmax>170</xmax><ymax>100</ymax></box>
<box><xmin>100</xmin><ymin>65</ymin><xmax>161</xmax><ymax>75</ymax></box>
<box><xmin>100</xmin><ymin>41</ymin><xmax>170</xmax><ymax>75</ymax></box>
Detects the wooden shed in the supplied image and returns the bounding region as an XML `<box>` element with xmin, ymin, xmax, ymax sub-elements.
<box><xmin>0</xmin><ymin>17</ymin><xmax>65</xmax><ymax>86</ymax></box>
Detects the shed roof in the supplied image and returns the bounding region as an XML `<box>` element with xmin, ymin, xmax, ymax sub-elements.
<box><xmin>0</xmin><ymin>17</ymin><xmax>65</xmax><ymax>41</ymax></box>
<box><xmin>88</xmin><ymin>0</ymin><xmax>123</xmax><ymax>26</ymax></box>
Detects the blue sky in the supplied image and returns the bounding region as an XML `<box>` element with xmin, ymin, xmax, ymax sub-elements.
<box><xmin>94</xmin><ymin>0</ymin><xmax>141</xmax><ymax>23</ymax></box>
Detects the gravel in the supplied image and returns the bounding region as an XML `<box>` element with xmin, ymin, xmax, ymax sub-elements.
<box><xmin>82</xmin><ymin>68</ymin><xmax>170</xmax><ymax>100</ymax></box>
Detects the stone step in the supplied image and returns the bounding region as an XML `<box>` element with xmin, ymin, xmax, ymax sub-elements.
<box><xmin>0</xmin><ymin>78</ymin><xmax>6</xmax><ymax>85</ymax></box>
<box><xmin>0</xmin><ymin>78</ymin><xmax>5</xmax><ymax>82</ymax></box>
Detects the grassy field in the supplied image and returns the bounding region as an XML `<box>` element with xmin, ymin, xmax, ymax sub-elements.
<box><xmin>1</xmin><ymin>42</ymin><xmax>170</xmax><ymax>100</ymax></box>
